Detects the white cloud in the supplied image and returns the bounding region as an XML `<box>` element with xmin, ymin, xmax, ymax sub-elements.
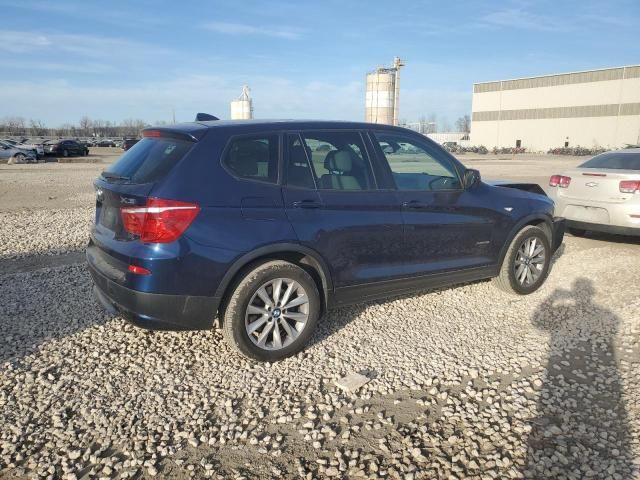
<box><xmin>2</xmin><ymin>59</ymin><xmax>113</xmax><ymax>74</ymax></box>
<box><xmin>203</xmin><ymin>22</ymin><xmax>303</xmax><ymax>39</ymax></box>
<box><xmin>0</xmin><ymin>30</ymin><xmax>170</xmax><ymax>58</ymax></box>
<box><xmin>480</xmin><ymin>8</ymin><xmax>566</xmax><ymax>31</ymax></box>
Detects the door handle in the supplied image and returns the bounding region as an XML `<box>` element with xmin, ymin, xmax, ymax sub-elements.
<box><xmin>292</xmin><ymin>200</ymin><xmax>321</xmax><ymax>209</ymax></box>
<box><xmin>402</xmin><ymin>200</ymin><xmax>426</xmax><ymax>209</ymax></box>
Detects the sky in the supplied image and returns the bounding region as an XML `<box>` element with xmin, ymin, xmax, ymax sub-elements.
<box><xmin>1</xmin><ymin>0</ymin><xmax>639</xmax><ymax>128</ymax></box>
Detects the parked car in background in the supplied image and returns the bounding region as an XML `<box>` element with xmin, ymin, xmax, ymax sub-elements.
<box><xmin>45</xmin><ymin>139</ymin><xmax>89</xmax><ymax>157</ymax></box>
<box><xmin>0</xmin><ymin>140</ymin><xmax>37</xmax><ymax>163</ymax></box>
<box><xmin>122</xmin><ymin>138</ymin><xmax>140</xmax><ymax>151</ymax></box>
<box><xmin>88</xmin><ymin>119</ymin><xmax>565</xmax><ymax>361</ymax></box>
<box><xmin>2</xmin><ymin>138</ymin><xmax>44</xmax><ymax>159</ymax></box>
<box><xmin>97</xmin><ymin>140</ymin><xmax>116</xmax><ymax>147</ymax></box>
<box><xmin>548</xmin><ymin>148</ymin><xmax>640</xmax><ymax>236</ymax></box>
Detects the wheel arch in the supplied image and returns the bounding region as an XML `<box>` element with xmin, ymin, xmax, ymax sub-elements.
<box><xmin>497</xmin><ymin>213</ymin><xmax>553</xmax><ymax>268</ymax></box>
<box><xmin>214</xmin><ymin>243</ymin><xmax>333</xmax><ymax>317</ymax></box>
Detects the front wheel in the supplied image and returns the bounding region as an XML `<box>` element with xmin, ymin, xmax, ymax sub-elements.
<box><xmin>493</xmin><ymin>225</ymin><xmax>551</xmax><ymax>295</ymax></box>
<box><xmin>222</xmin><ymin>260</ymin><xmax>321</xmax><ymax>361</ymax></box>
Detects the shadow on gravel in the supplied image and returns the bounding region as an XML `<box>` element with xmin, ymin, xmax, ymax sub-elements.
<box><xmin>525</xmin><ymin>278</ymin><xmax>634</xmax><ymax>479</ymax></box>
<box><xmin>310</xmin><ymin>244</ymin><xmax>566</xmax><ymax>352</ymax></box>
<box><xmin>569</xmin><ymin>230</ymin><xmax>640</xmax><ymax>246</ymax></box>
<box><xmin>0</xmin><ymin>261</ymin><xmax>113</xmax><ymax>364</ymax></box>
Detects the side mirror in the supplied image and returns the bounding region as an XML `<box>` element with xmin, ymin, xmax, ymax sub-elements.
<box><xmin>463</xmin><ymin>168</ymin><xmax>481</xmax><ymax>188</ymax></box>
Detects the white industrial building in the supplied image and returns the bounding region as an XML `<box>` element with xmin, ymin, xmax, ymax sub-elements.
<box><xmin>470</xmin><ymin>65</ymin><xmax>640</xmax><ymax>151</ymax></box>
<box><xmin>365</xmin><ymin>57</ymin><xmax>404</xmax><ymax>126</ymax></box>
<box><xmin>230</xmin><ymin>85</ymin><xmax>253</xmax><ymax>120</ymax></box>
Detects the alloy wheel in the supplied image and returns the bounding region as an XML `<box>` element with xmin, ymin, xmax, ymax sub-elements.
<box><xmin>245</xmin><ymin>278</ymin><xmax>309</xmax><ymax>351</ymax></box>
<box><xmin>514</xmin><ymin>236</ymin><xmax>546</xmax><ymax>286</ymax></box>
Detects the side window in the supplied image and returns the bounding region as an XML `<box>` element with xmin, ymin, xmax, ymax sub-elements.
<box><xmin>223</xmin><ymin>134</ymin><xmax>278</xmax><ymax>183</ymax></box>
<box><xmin>301</xmin><ymin>131</ymin><xmax>374</xmax><ymax>191</ymax></box>
<box><xmin>374</xmin><ymin>132</ymin><xmax>462</xmax><ymax>191</ymax></box>
<box><xmin>285</xmin><ymin>134</ymin><xmax>315</xmax><ymax>189</ymax></box>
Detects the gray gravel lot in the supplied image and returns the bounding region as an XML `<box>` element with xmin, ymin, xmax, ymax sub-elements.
<box><xmin>1</xmin><ymin>155</ymin><xmax>639</xmax><ymax>479</ymax></box>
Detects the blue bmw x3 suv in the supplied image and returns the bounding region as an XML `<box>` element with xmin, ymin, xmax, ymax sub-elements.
<box><xmin>87</xmin><ymin>119</ymin><xmax>564</xmax><ymax>361</ymax></box>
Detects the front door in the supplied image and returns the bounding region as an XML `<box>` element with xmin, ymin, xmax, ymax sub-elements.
<box><xmin>369</xmin><ymin>131</ymin><xmax>496</xmax><ymax>276</ymax></box>
<box><xmin>281</xmin><ymin>131</ymin><xmax>404</xmax><ymax>295</ymax></box>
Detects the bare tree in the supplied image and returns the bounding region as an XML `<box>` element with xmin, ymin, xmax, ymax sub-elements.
<box><xmin>29</xmin><ymin>119</ymin><xmax>47</xmax><ymax>136</ymax></box>
<box><xmin>79</xmin><ymin>117</ymin><xmax>92</xmax><ymax>136</ymax></box>
<box><xmin>439</xmin><ymin>117</ymin><xmax>451</xmax><ymax>132</ymax></box>
<box><xmin>455</xmin><ymin>115</ymin><xmax>471</xmax><ymax>133</ymax></box>
<box><xmin>5</xmin><ymin>116</ymin><xmax>26</xmax><ymax>135</ymax></box>
<box><xmin>427</xmin><ymin>113</ymin><xmax>438</xmax><ymax>133</ymax></box>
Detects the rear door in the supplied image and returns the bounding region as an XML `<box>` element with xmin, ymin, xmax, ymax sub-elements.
<box><xmin>369</xmin><ymin>130</ymin><xmax>495</xmax><ymax>276</ymax></box>
<box><xmin>281</xmin><ymin>131</ymin><xmax>404</xmax><ymax>294</ymax></box>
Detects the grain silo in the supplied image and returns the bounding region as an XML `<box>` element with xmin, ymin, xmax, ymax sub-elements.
<box><xmin>230</xmin><ymin>85</ymin><xmax>253</xmax><ymax>120</ymax></box>
<box><xmin>365</xmin><ymin>57</ymin><xmax>404</xmax><ymax>125</ymax></box>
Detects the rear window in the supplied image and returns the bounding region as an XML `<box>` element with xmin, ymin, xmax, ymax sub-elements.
<box><xmin>103</xmin><ymin>137</ymin><xmax>193</xmax><ymax>183</ymax></box>
<box><xmin>222</xmin><ymin>134</ymin><xmax>278</xmax><ymax>183</ymax></box>
<box><xmin>579</xmin><ymin>152</ymin><xmax>640</xmax><ymax>170</ymax></box>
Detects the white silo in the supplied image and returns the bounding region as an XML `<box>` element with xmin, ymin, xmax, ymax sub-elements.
<box><xmin>365</xmin><ymin>57</ymin><xmax>404</xmax><ymax>126</ymax></box>
<box><xmin>230</xmin><ymin>85</ymin><xmax>253</xmax><ymax>120</ymax></box>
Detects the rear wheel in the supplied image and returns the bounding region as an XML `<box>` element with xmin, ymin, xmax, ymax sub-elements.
<box><xmin>568</xmin><ymin>227</ymin><xmax>587</xmax><ymax>237</ymax></box>
<box><xmin>493</xmin><ymin>225</ymin><xmax>551</xmax><ymax>295</ymax></box>
<box><xmin>9</xmin><ymin>153</ymin><xmax>26</xmax><ymax>164</ymax></box>
<box><xmin>222</xmin><ymin>260</ymin><xmax>321</xmax><ymax>361</ymax></box>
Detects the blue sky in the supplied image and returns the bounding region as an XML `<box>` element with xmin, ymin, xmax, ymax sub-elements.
<box><xmin>1</xmin><ymin>0</ymin><xmax>638</xmax><ymax>127</ymax></box>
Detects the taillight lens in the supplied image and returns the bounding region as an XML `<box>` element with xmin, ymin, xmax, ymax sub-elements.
<box><xmin>620</xmin><ymin>180</ymin><xmax>640</xmax><ymax>194</ymax></box>
<box><xmin>121</xmin><ymin>198</ymin><xmax>200</xmax><ymax>243</ymax></box>
<box><xmin>128</xmin><ymin>264</ymin><xmax>151</xmax><ymax>275</ymax></box>
<box><xmin>549</xmin><ymin>175</ymin><xmax>571</xmax><ymax>188</ymax></box>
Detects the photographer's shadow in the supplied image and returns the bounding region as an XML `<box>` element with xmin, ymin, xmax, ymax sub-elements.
<box><xmin>525</xmin><ymin>278</ymin><xmax>634</xmax><ymax>478</ymax></box>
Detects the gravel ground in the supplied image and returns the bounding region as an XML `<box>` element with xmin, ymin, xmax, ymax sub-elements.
<box><xmin>1</xmin><ymin>157</ymin><xmax>640</xmax><ymax>479</ymax></box>
<box><xmin>0</xmin><ymin>208</ymin><xmax>93</xmax><ymax>259</ymax></box>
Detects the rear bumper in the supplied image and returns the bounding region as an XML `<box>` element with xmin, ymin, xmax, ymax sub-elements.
<box><xmin>566</xmin><ymin>220</ymin><xmax>640</xmax><ymax>236</ymax></box>
<box><xmin>87</xmin><ymin>250</ymin><xmax>219</xmax><ymax>330</ymax></box>
<box><xmin>551</xmin><ymin>216</ymin><xmax>566</xmax><ymax>252</ymax></box>
<box><xmin>552</xmin><ymin>194</ymin><xmax>640</xmax><ymax>231</ymax></box>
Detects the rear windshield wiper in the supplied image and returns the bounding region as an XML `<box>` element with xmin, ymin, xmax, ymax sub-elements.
<box><xmin>101</xmin><ymin>171</ymin><xmax>131</xmax><ymax>182</ymax></box>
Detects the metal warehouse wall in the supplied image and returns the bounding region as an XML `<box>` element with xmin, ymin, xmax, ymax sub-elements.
<box><xmin>470</xmin><ymin>66</ymin><xmax>640</xmax><ymax>151</ymax></box>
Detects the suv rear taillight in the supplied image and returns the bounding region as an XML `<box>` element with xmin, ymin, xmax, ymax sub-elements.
<box><xmin>619</xmin><ymin>180</ymin><xmax>640</xmax><ymax>194</ymax></box>
<box><xmin>121</xmin><ymin>198</ymin><xmax>200</xmax><ymax>243</ymax></box>
<box><xmin>549</xmin><ymin>175</ymin><xmax>571</xmax><ymax>188</ymax></box>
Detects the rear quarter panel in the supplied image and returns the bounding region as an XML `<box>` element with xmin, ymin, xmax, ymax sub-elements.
<box><xmin>150</xmin><ymin>127</ymin><xmax>298</xmax><ymax>254</ymax></box>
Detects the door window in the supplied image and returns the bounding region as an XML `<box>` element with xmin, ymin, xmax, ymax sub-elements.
<box><xmin>374</xmin><ymin>132</ymin><xmax>462</xmax><ymax>191</ymax></box>
<box><xmin>223</xmin><ymin>134</ymin><xmax>278</xmax><ymax>183</ymax></box>
<box><xmin>284</xmin><ymin>134</ymin><xmax>315</xmax><ymax>189</ymax></box>
<box><xmin>300</xmin><ymin>131</ymin><xmax>374</xmax><ymax>190</ymax></box>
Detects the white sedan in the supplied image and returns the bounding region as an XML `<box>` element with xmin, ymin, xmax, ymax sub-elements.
<box><xmin>2</xmin><ymin>139</ymin><xmax>44</xmax><ymax>159</ymax></box>
<box><xmin>548</xmin><ymin>148</ymin><xmax>640</xmax><ymax>237</ymax></box>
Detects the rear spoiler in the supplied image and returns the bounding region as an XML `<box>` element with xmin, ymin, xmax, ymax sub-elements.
<box><xmin>142</xmin><ymin>128</ymin><xmax>199</xmax><ymax>142</ymax></box>
<box><xmin>195</xmin><ymin>113</ymin><xmax>219</xmax><ymax>121</ymax></box>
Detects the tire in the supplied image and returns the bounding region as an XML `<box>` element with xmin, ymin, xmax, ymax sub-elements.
<box><xmin>568</xmin><ymin>227</ymin><xmax>587</xmax><ymax>237</ymax></box>
<box><xmin>63</xmin><ymin>149</ymin><xmax>69</xmax><ymax>157</ymax></box>
<box><xmin>222</xmin><ymin>260</ymin><xmax>321</xmax><ymax>361</ymax></box>
<box><xmin>493</xmin><ymin>225</ymin><xmax>551</xmax><ymax>295</ymax></box>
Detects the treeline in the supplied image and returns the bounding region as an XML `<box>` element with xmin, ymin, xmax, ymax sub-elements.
<box><xmin>0</xmin><ymin>116</ymin><xmax>168</xmax><ymax>138</ymax></box>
